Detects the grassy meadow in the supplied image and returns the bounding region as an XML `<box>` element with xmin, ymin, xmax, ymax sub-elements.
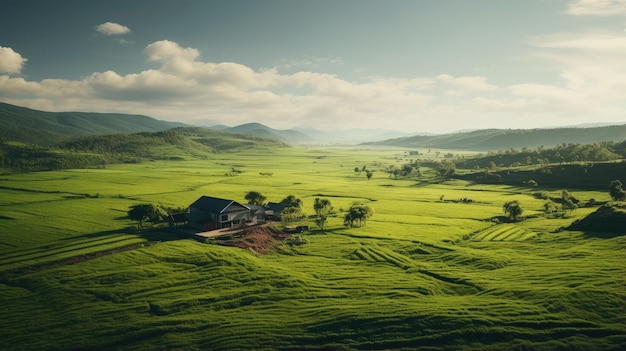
<box><xmin>0</xmin><ymin>146</ymin><xmax>624</xmax><ymax>350</ymax></box>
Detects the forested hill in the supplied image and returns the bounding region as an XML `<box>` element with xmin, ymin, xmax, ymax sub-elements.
<box><xmin>0</xmin><ymin>127</ymin><xmax>288</xmax><ymax>172</ymax></box>
<box><xmin>364</xmin><ymin>125</ymin><xmax>626</xmax><ymax>151</ymax></box>
<box><xmin>0</xmin><ymin>102</ymin><xmax>186</xmax><ymax>146</ymax></box>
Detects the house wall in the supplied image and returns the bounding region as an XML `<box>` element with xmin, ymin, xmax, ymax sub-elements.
<box><xmin>218</xmin><ymin>210</ymin><xmax>250</xmax><ymax>227</ymax></box>
<box><xmin>188</xmin><ymin>207</ymin><xmax>214</xmax><ymax>223</ymax></box>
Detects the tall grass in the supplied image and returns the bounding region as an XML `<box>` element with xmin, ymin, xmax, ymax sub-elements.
<box><xmin>0</xmin><ymin>146</ymin><xmax>624</xmax><ymax>350</ymax></box>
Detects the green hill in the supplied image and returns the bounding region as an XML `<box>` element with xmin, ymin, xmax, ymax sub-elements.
<box><xmin>0</xmin><ymin>102</ymin><xmax>186</xmax><ymax>146</ymax></box>
<box><xmin>568</xmin><ymin>203</ymin><xmax>626</xmax><ymax>235</ymax></box>
<box><xmin>0</xmin><ymin>127</ymin><xmax>288</xmax><ymax>172</ymax></box>
<box><xmin>366</xmin><ymin>125</ymin><xmax>626</xmax><ymax>151</ymax></box>
<box><xmin>224</xmin><ymin>122</ymin><xmax>315</xmax><ymax>144</ymax></box>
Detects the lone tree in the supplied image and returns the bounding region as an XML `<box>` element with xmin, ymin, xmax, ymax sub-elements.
<box><xmin>245</xmin><ymin>191</ymin><xmax>267</xmax><ymax>206</ymax></box>
<box><xmin>128</xmin><ymin>204</ymin><xmax>165</xmax><ymax>228</ymax></box>
<box><xmin>344</xmin><ymin>202</ymin><xmax>372</xmax><ymax>228</ymax></box>
<box><xmin>280</xmin><ymin>194</ymin><xmax>303</xmax><ymax>208</ymax></box>
<box><xmin>503</xmin><ymin>200</ymin><xmax>523</xmax><ymax>222</ymax></box>
<box><xmin>609</xmin><ymin>180</ymin><xmax>626</xmax><ymax>201</ymax></box>
<box><xmin>313</xmin><ymin>198</ymin><xmax>334</xmax><ymax>230</ymax></box>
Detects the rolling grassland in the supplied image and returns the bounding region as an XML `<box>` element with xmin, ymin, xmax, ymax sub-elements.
<box><xmin>0</xmin><ymin>147</ymin><xmax>624</xmax><ymax>350</ymax></box>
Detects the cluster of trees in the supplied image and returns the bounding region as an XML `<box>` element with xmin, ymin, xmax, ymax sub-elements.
<box><xmin>2</xmin><ymin>127</ymin><xmax>289</xmax><ymax>173</ymax></box>
<box><xmin>175</xmin><ymin>127</ymin><xmax>288</xmax><ymax>151</ymax></box>
<box><xmin>59</xmin><ymin>130</ymin><xmax>188</xmax><ymax>155</ymax></box>
<box><xmin>343</xmin><ymin>202</ymin><xmax>372</xmax><ymax>228</ymax></box>
<box><xmin>245</xmin><ymin>191</ymin><xmax>306</xmax><ymax>226</ymax></box>
<box><xmin>376</xmin><ymin>141</ymin><xmax>625</xmax><ymax>185</ymax></box>
<box><xmin>609</xmin><ymin>180</ymin><xmax>626</xmax><ymax>201</ymax></box>
<box><xmin>244</xmin><ymin>191</ymin><xmax>372</xmax><ymax>230</ymax></box>
<box><xmin>353</xmin><ymin>165</ymin><xmax>374</xmax><ymax>180</ymax></box>
<box><xmin>457</xmin><ymin>142</ymin><xmax>624</xmax><ymax>170</ymax></box>
<box><xmin>127</xmin><ymin>204</ymin><xmax>168</xmax><ymax>228</ymax></box>
<box><xmin>0</xmin><ymin>142</ymin><xmax>109</xmax><ymax>172</ymax></box>
<box><xmin>503</xmin><ymin>180</ymin><xmax>624</xmax><ymax>222</ymax></box>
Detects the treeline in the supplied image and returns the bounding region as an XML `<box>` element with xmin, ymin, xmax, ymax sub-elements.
<box><xmin>456</xmin><ymin>141</ymin><xmax>625</xmax><ymax>170</ymax></box>
<box><xmin>366</xmin><ymin>124</ymin><xmax>626</xmax><ymax>150</ymax></box>
<box><xmin>174</xmin><ymin>127</ymin><xmax>289</xmax><ymax>151</ymax></box>
<box><xmin>0</xmin><ymin>127</ymin><xmax>288</xmax><ymax>172</ymax></box>
<box><xmin>58</xmin><ymin>130</ymin><xmax>190</xmax><ymax>155</ymax></box>
<box><xmin>0</xmin><ymin>143</ymin><xmax>110</xmax><ymax>172</ymax></box>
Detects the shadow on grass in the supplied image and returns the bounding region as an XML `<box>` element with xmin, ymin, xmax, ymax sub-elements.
<box><xmin>140</xmin><ymin>227</ymin><xmax>195</xmax><ymax>242</ymax></box>
<box><xmin>59</xmin><ymin>228</ymin><xmax>135</xmax><ymax>241</ymax></box>
<box><xmin>58</xmin><ymin>225</ymin><xmax>192</xmax><ymax>243</ymax></box>
<box><xmin>583</xmin><ymin>231</ymin><xmax>625</xmax><ymax>239</ymax></box>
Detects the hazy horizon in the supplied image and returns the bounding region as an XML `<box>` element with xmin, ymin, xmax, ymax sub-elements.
<box><xmin>1</xmin><ymin>0</ymin><xmax>625</xmax><ymax>134</ymax></box>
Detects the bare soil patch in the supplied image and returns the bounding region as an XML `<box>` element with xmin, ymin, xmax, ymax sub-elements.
<box><xmin>216</xmin><ymin>225</ymin><xmax>292</xmax><ymax>254</ymax></box>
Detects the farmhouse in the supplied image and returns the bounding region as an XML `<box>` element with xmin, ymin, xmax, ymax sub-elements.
<box><xmin>188</xmin><ymin>196</ymin><xmax>251</xmax><ymax>231</ymax></box>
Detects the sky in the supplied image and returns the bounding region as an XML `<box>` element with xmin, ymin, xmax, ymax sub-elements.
<box><xmin>1</xmin><ymin>0</ymin><xmax>625</xmax><ymax>133</ymax></box>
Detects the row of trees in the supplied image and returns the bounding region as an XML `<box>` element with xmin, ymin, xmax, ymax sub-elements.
<box><xmin>457</xmin><ymin>142</ymin><xmax>624</xmax><ymax>170</ymax></box>
<box><xmin>245</xmin><ymin>191</ymin><xmax>372</xmax><ymax>230</ymax></box>
<box><xmin>502</xmin><ymin>180</ymin><xmax>625</xmax><ymax>222</ymax></box>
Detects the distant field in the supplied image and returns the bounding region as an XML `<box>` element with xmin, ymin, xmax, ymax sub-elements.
<box><xmin>0</xmin><ymin>146</ymin><xmax>624</xmax><ymax>350</ymax></box>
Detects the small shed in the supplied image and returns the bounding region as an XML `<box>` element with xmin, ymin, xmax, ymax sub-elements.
<box><xmin>166</xmin><ymin>212</ymin><xmax>188</xmax><ymax>227</ymax></box>
<box><xmin>265</xmin><ymin>202</ymin><xmax>291</xmax><ymax>220</ymax></box>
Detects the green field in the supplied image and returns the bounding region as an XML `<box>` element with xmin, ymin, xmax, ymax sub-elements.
<box><xmin>1</xmin><ymin>147</ymin><xmax>624</xmax><ymax>350</ymax></box>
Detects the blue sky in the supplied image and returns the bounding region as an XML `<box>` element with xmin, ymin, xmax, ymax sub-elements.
<box><xmin>1</xmin><ymin>0</ymin><xmax>625</xmax><ymax>133</ymax></box>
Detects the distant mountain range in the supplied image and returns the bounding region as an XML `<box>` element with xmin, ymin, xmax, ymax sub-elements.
<box><xmin>194</xmin><ymin>121</ymin><xmax>413</xmax><ymax>144</ymax></box>
<box><xmin>0</xmin><ymin>102</ymin><xmax>185</xmax><ymax>146</ymax></box>
<box><xmin>363</xmin><ymin>125</ymin><xmax>626</xmax><ymax>151</ymax></box>
<box><xmin>1</xmin><ymin>102</ymin><xmax>624</xmax><ymax>151</ymax></box>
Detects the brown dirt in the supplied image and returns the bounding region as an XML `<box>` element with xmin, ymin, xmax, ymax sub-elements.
<box><xmin>217</xmin><ymin>225</ymin><xmax>292</xmax><ymax>254</ymax></box>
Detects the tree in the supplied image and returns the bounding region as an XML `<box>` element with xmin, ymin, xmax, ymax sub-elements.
<box><xmin>365</xmin><ymin>170</ymin><xmax>373</xmax><ymax>180</ymax></box>
<box><xmin>609</xmin><ymin>180</ymin><xmax>626</xmax><ymax>201</ymax></box>
<box><xmin>313</xmin><ymin>198</ymin><xmax>333</xmax><ymax>230</ymax></box>
<box><xmin>503</xmin><ymin>200</ymin><xmax>523</xmax><ymax>222</ymax></box>
<box><xmin>437</xmin><ymin>160</ymin><xmax>456</xmax><ymax>177</ymax></box>
<box><xmin>128</xmin><ymin>204</ymin><xmax>165</xmax><ymax>228</ymax></box>
<box><xmin>280</xmin><ymin>194</ymin><xmax>302</xmax><ymax>208</ymax></box>
<box><xmin>561</xmin><ymin>190</ymin><xmax>578</xmax><ymax>212</ymax></box>
<box><xmin>281</xmin><ymin>206</ymin><xmax>304</xmax><ymax>226</ymax></box>
<box><xmin>344</xmin><ymin>202</ymin><xmax>372</xmax><ymax>228</ymax></box>
<box><xmin>244</xmin><ymin>191</ymin><xmax>266</xmax><ymax>206</ymax></box>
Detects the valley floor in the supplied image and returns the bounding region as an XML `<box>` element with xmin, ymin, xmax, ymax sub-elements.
<box><xmin>0</xmin><ymin>147</ymin><xmax>624</xmax><ymax>350</ymax></box>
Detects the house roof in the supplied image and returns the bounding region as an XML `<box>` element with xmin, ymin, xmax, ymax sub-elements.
<box><xmin>247</xmin><ymin>204</ymin><xmax>266</xmax><ymax>214</ymax></box>
<box><xmin>266</xmin><ymin>202</ymin><xmax>290</xmax><ymax>213</ymax></box>
<box><xmin>190</xmin><ymin>196</ymin><xmax>249</xmax><ymax>214</ymax></box>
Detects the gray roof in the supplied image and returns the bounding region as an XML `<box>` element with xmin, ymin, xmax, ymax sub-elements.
<box><xmin>266</xmin><ymin>202</ymin><xmax>290</xmax><ymax>213</ymax></box>
<box><xmin>190</xmin><ymin>196</ymin><xmax>249</xmax><ymax>213</ymax></box>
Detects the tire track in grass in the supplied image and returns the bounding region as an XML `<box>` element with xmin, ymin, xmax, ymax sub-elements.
<box><xmin>0</xmin><ymin>235</ymin><xmax>140</xmax><ymax>266</ymax></box>
<box><xmin>351</xmin><ymin>244</ymin><xmax>483</xmax><ymax>292</ymax></box>
<box><xmin>352</xmin><ymin>245</ymin><xmax>414</xmax><ymax>270</ymax></box>
<box><xmin>470</xmin><ymin>224</ymin><xmax>537</xmax><ymax>242</ymax></box>
<box><xmin>0</xmin><ymin>242</ymin><xmax>145</xmax><ymax>276</ymax></box>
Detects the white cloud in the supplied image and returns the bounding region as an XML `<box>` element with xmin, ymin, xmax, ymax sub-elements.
<box><xmin>529</xmin><ymin>31</ymin><xmax>626</xmax><ymax>54</ymax></box>
<box><xmin>436</xmin><ymin>74</ymin><xmax>497</xmax><ymax>93</ymax></box>
<box><xmin>96</xmin><ymin>22</ymin><xmax>131</xmax><ymax>36</ymax></box>
<box><xmin>1</xmin><ymin>36</ymin><xmax>625</xmax><ymax>133</ymax></box>
<box><xmin>0</xmin><ymin>46</ymin><xmax>27</xmax><ymax>74</ymax></box>
<box><xmin>567</xmin><ymin>0</ymin><xmax>626</xmax><ymax>16</ymax></box>
<box><xmin>477</xmin><ymin>29</ymin><xmax>626</xmax><ymax>126</ymax></box>
<box><xmin>144</xmin><ymin>40</ymin><xmax>199</xmax><ymax>62</ymax></box>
